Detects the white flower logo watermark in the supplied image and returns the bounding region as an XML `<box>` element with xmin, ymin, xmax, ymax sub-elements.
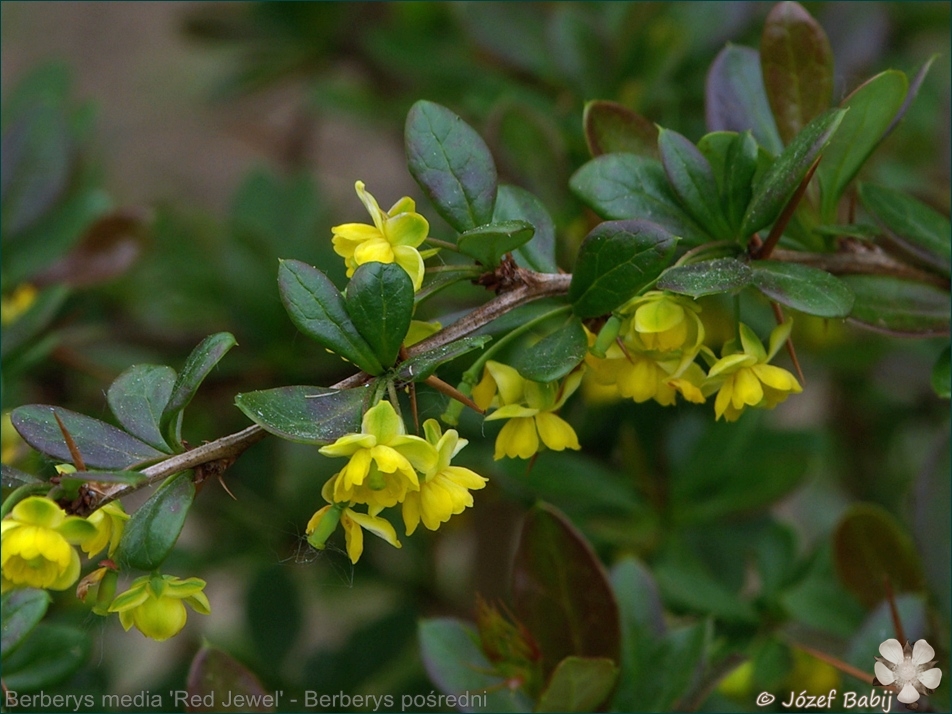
<box><xmin>874</xmin><ymin>638</ymin><xmax>942</xmax><ymax>705</ymax></box>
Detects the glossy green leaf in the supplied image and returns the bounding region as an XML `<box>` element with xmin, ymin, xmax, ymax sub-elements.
<box><xmin>418</xmin><ymin>618</ymin><xmax>533</xmax><ymax>713</ymax></box>
<box><xmin>511</xmin><ymin>502</ymin><xmax>621</xmax><ymax>677</ymax></box>
<box><xmin>536</xmin><ymin>656</ymin><xmax>619</xmax><ymax>713</ymax></box>
<box><xmin>657</xmin><ymin>257</ymin><xmax>752</xmax><ymax>298</ymax></box>
<box><xmin>405</xmin><ymin>100</ymin><xmax>497</xmax><ymax>233</ymax></box>
<box><xmin>583</xmin><ymin>100</ymin><xmax>659</xmax><ymax>159</ymax></box>
<box><xmin>235</xmin><ymin>386</ymin><xmax>369</xmax><ymax>445</ymax></box>
<box><xmin>1</xmin><ymin>465</ymin><xmax>42</xmax><ymax>488</ymax></box>
<box><xmin>457</xmin><ymin>220</ymin><xmax>534</xmax><ymax>267</ymax></box>
<box><xmin>752</xmin><ymin>260</ymin><xmax>854</xmax><ymax>317</ymax></box>
<box><xmin>659</xmin><ymin>127</ymin><xmax>732</xmax><ymax>239</ymax></box>
<box><xmin>10</xmin><ymin>405</ymin><xmax>165</xmax><ymax>469</ymax></box>
<box><xmin>932</xmin><ymin>346</ymin><xmax>951</xmax><ymax>399</ymax></box>
<box><xmin>493</xmin><ymin>184</ymin><xmax>557</xmax><ymax>273</ymax></box>
<box><xmin>1</xmin><ymin>589</ymin><xmax>50</xmax><ymax>658</ymax></box>
<box><xmin>699</xmin><ymin>131</ymin><xmax>760</xmax><ymax>233</ymax></box>
<box><xmin>118</xmin><ymin>472</ymin><xmax>195</xmax><ymax>571</ymax></box>
<box><xmin>742</xmin><ymin>108</ymin><xmax>845</xmax><ymax>236</ymax></box>
<box><xmin>840</xmin><ymin>275</ymin><xmax>950</xmax><ymax>335</ymax></box>
<box><xmin>760</xmin><ymin>1</ymin><xmax>834</xmax><ymax>145</ymax></box>
<box><xmin>277</xmin><ymin>259</ymin><xmax>383</xmax><ymax>374</ymax></box>
<box><xmin>346</xmin><ymin>262</ymin><xmax>413</xmax><ymax>367</ymax></box>
<box><xmin>570</xmin><ymin>154</ymin><xmax>710</xmax><ymax>246</ymax></box>
<box><xmin>396</xmin><ymin>336</ymin><xmax>491</xmax><ymax>383</ymax></box>
<box><xmin>1</xmin><ymin>623</ymin><xmax>89</xmax><ymax>690</ymax></box>
<box><xmin>512</xmin><ymin>316</ymin><xmax>587</xmax><ymax>383</ymax></box>
<box><xmin>161</xmin><ymin>332</ymin><xmax>237</xmax><ymax>449</ymax></box>
<box><xmin>107</xmin><ymin>364</ymin><xmax>176</xmax><ymax>453</ymax></box>
<box><xmin>187</xmin><ymin>645</ymin><xmax>273</xmax><ymax>713</ymax></box>
<box><xmin>833</xmin><ymin>503</ymin><xmax>925</xmax><ymax>608</ymax></box>
<box><xmin>817</xmin><ymin>70</ymin><xmax>908</xmax><ymax>221</ymax></box>
<box><xmin>5</xmin><ymin>621</ymin><xmax>90</xmax><ymax>693</ymax></box>
<box><xmin>859</xmin><ymin>183</ymin><xmax>951</xmax><ymax>276</ymax></box>
<box><xmin>569</xmin><ymin>219</ymin><xmax>679</xmax><ymax>318</ymax></box>
<box><xmin>705</xmin><ymin>45</ymin><xmax>783</xmax><ymax>156</ymax></box>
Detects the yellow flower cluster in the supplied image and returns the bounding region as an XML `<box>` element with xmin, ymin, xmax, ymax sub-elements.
<box><xmin>308</xmin><ymin>400</ymin><xmax>487</xmax><ymax>563</ymax></box>
<box><xmin>584</xmin><ymin>291</ymin><xmax>802</xmax><ymax>422</ymax></box>
<box><xmin>1</xmin><ymin>495</ymin><xmax>210</xmax><ymax>642</ymax></box>
<box><xmin>473</xmin><ymin>361</ymin><xmax>582</xmax><ymax>460</ymax></box>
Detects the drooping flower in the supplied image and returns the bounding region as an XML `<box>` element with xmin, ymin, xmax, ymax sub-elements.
<box><xmin>1</xmin><ymin>496</ymin><xmax>97</xmax><ymax>592</ymax></box>
<box><xmin>704</xmin><ymin>321</ymin><xmax>802</xmax><ymax>422</ymax></box>
<box><xmin>875</xmin><ymin>638</ymin><xmax>942</xmax><ymax>704</ymax></box>
<box><xmin>331</xmin><ymin>181</ymin><xmax>430</xmax><ymax>290</ymax></box>
<box><xmin>306</xmin><ymin>503</ymin><xmax>401</xmax><ymax>564</ymax></box>
<box><xmin>82</xmin><ymin>501</ymin><xmax>129</xmax><ymax>559</ymax></box>
<box><xmin>77</xmin><ymin>564</ymin><xmax>119</xmax><ymax>616</ymax></box>
<box><xmin>473</xmin><ymin>361</ymin><xmax>581</xmax><ymax>460</ymax></box>
<box><xmin>584</xmin><ymin>292</ymin><xmax>708</xmax><ymax>407</ymax></box>
<box><xmin>402</xmin><ymin>419</ymin><xmax>487</xmax><ymax>535</ymax></box>
<box><xmin>108</xmin><ymin>573</ymin><xmax>210</xmax><ymax>641</ymax></box>
<box><xmin>318</xmin><ymin>400</ymin><xmax>432</xmax><ymax>513</ymax></box>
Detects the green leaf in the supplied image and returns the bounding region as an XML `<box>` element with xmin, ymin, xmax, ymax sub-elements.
<box><xmin>760</xmin><ymin>1</ymin><xmax>834</xmax><ymax>145</ymax></box>
<box><xmin>751</xmin><ymin>260</ymin><xmax>854</xmax><ymax>317</ymax></box>
<box><xmin>161</xmin><ymin>332</ymin><xmax>237</xmax><ymax>449</ymax></box>
<box><xmin>235</xmin><ymin>386</ymin><xmax>369</xmax><ymax>445</ymax></box>
<box><xmin>697</xmin><ymin>131</ymin><xmax>759</xmax><ymax>233</ymax></box>
<box><xmin>654</xmin><ymin>548</ymin><xmax>758</xmax><ymax>624</ymax></box>
<box><xmin>107</xmin><ymin>364</ymin><xmax>176</xmax><ymax>453</ymax></box>
<box><xmin>1</xmin><ymin>589</ymin><xmax>51</xmax><ymax>658</ymax></box>
<box><xmin>932</xmin><ymin>346</ymin><xmax>951</xmax><ymax>399</ymax></box>
<box><xmin>118</xmin><ymin>472</ymin><xmax>195</xmax><ymax>571</ymax></box>
<box><xmin>457</xmin><ymin>220</ymin><xmax>534</xmax><ymax>268</ymax></box>
<box><xmin>493</xmin><ymin>184</ymin><xmax>557</xmax><ymax>273</ymax></box>
<box><xmin>741</xmin><ymin>108</ymin><xmax>845</xmax><ymax>236</ymax></box>
<box><xmin>658</xmin><ymin>127</ymin><xmax>732</xmax><ymax>239</ymax></box>
<box><xmin>817</xmin><ymin>70</ymin><xmax>908</xmax><ymax>221</ymax></box>
<box><xmin>187</xmin><ymin>645</ymin><xmax>273</xmax><ymax>713</ymax></box>
<box><xmin>405</xmin><ymin>100</ymin><xmax>497</xmax><ymax>233</ymax></box>
<box><xmin>583</xmin><ymin>100</ymin><xmax>659</xmax><ymax>159</ymax></box>
<box><xmin>1</xmin><ymin>465</ymin><xmax>42</xmax><ymax>488</ymax></box>
<box><xmin>705</xmin><ymin>45</ymin><xmax>783</xmax><ymax>156</ymax></box>
<box><xmin>536</xmin><ymin>657</ymin><xmax>619</xmax><ymax>713</ymax></box>
<box><xmin>0</xmin><ymin>623</ymin><xmax>89</xmax><ymax>690</ymax></box>
<box><xmin>418</xmin><ymin>618</ymin><xmax>532</xmax><ymax>713</ymax></box>
<box><xmin>511</xmin><ymin>503</ymin><xmax>621</xmax><ymax>678</ymax></box>
<box><xmin>839</xmin><ymin>275</ymin><xmax>950</xmax><ymax>336</ymax></box>
<box><xmin>570</xmin><ymin>154</ymin><xmax>710</xmax><ymax>246</ymax></box>
<box><xmin>277</xmin><ymin>259</ymin><xmax>383</xmax><ymax>374</ymax></box>
<box><xmin>396</xmin><ymin>336</ymin><xmax>491</xmax><ymax>383</ymax></box>
<box><xmin>833</xmin><ymin>503</ymin><xmax>925</xmax><ymax>608</ymax></box>
<box><xmin>639</xmin><ymin>621</ymin><xmax>710</xmax><ymax>711</ymax></box>
<box><xmin>657</xmin><ymin>257</ymin><xmax>753</xmax><ymax>298</ymax></box>
<box><xmin>346</xmin><ymin>262</ymin><xmax>413</xmax><ymax>367</ymax></box>
<box><xmin>858</xmin><ymin>183</ymin><xmax>951</xmax><ymax>276</ymax></box>
<box><xmin>512</xmin><ymin>316</ymin><xmax>587</xmax><ymax>383</ymax></box>
<box><xmin>10</xmin><ymin>405</ymin><xmax>165</xmax><ymax>469</ymax></box>
<box><xmin>569</xmin><ymin>219</ymin><xmax>678</xmax><ymax>318</ymax></box>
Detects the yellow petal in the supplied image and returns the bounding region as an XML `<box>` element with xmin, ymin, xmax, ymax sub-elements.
<box><xmin>485</xmin><ymin>361</ymin><xmax>526</xmax><ymax>406</ymax></box>
<box><xmin>385</xmin><ymin>212</ymin><xmax>429</xmax><ymax>248</ymax></box>
<box><xmin>354</xmin><ymin>238</ymin><xmax>395</xmax><ymax>266</ymax></box>
<box><xmin>535</xmin><ymin>412</ymin><xmax>580</xmax><ymax>451</ymax></box>
<box><xmin>354</xmin><ymin>181</ymin><xmax>386</xmax><ymax>232</ymax></box>
<box><xmin>495</xmin><ymin>417</ymin><xmax>539</xmax><ymax>460</ymax></box>
<box><xmin>732</xmin><ymin>367</ymin><xmax>764</xmax><ymax>408</ymax></box>
<box><xmin>392</xmin><ymin>245</ymin><xmax>426</xmax><ymax>291</ymax></box>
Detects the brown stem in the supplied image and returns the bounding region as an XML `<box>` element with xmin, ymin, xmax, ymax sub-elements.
<box><xmin>791</xmin><ymin>643</ymin><xmax>876</xmax><ymax>685</ymax></box>
<box><xmin>770</xmin><ymin>303</ymin><xmax>805</xmax><ymax>385</ymax></box>
<box><xmin>771</xmin><ymin>247</ymin><xmax>951</xmax><ymax>289</ymax></box>
<box><xmin>884</xmin><ymin>577</ymin><xmax>907</xmax><ymax>644</ymax></box>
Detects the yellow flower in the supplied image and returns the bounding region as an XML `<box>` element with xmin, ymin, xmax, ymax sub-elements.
<box><xmin>402</xmin><ymin>420</ymin><xmax>487</xmax><ymax>535</ymax></box>
<box><xmin>108</xmin><ymin>573</ymin><xmax>210</xmax><ymax>641</ymax></box>
<box><xmin>1</xmin><ymin>497</ymin><xmax>97</xmax><ymax>592</ymax></box>
<box><xmin>332</xmin><ymin>181</ymin><xmax>430</xmax><ymax>290</ymax></box>
<box><xmin>318</xmin><ymin>400</ymin><xmax>432</xmax><ymax>514</ymax></box>
<box><xmin>623</xmin><ymin>290</ymin><xmax>704</xmax><ymax>353</ymax></box>
<box><xmin>474</xmin><ymin>361</ymin><xmax>582</xmax><ymax>460</ymax></box>
<box><xmin>1</xmin><ymin>283</ymin><xmax>37</xmax><ymax>325</ymax></box>
<box><xmin>306</xmin><ymin>504</ymin><xmax>401</xmax><ymax>564</ymax></box>
<box><xmin>82</xmin><ymin>502</ymin><xmax>129</xmax><ymax>559</ymax></box>
<box><xmin>705</xmin><ymin>321</ymin><xmax>802</xmax><ymax>421</ymax></box>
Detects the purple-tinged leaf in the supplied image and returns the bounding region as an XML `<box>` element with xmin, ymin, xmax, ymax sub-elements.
<box><xmin>658</xmin><ymin>257</ymin><xmax>753</xmax><ymax>298</ymax></box>
<box><xmin>840</xmin><ymin>275</ymin><xmax>950</xmax><ymax>336</ymax></box>
<box><xmin>583</xmin><ymin>100</ymin><xmax>659</xmax><ymax>159</ymax></box>
<box><xmin>1</xmin><ymin>589</ymin><xmax>50</xmax><ymax>658</ymax></box>
<box><xmin>760</xmin><ymin>1</ymin><xmax>834</xmax><ymax>145</ymax></box>
<box><xmin>752</xmin><ymin>260</ymin><xmax>854</xmax><ymax>317</ymax></box>
<box><xmin>108</xmin><ymin>364</ymin><xmax>176</xmax><ymax>453</ymax></box>
<box><xmin>235</xmin><ymin>385</ymin><xmax>369</xmax><ymax>445</ymax></box>
<box><xmin>659</xmin><ymin>127</ymin><xmax>733</xmax><ymax>239</ymax></box>
<box><xmin>11</xmin><ymin>405</ymin><xmax>165</xmax><ymax>469</ymax></box>
<box><xmin>706</xmin><ymin>45</ymin><xmax>783</xmax><ymax>156</ymax></box>
<box><xmin>187</xmin><ymin>645</ymin><xmax>274</xmax><ymax>713</ymax></box>
<box><xmin>118</xmin><ymin>472</ymin><xmax>195</xmax><ymax>571</ymax></box>
<box><xmin>511</xmin><ymin>503</ymin><xmax>621</xmax><ymax>678</ymax></box>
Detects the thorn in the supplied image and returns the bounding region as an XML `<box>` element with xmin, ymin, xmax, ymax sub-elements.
<box><xmin>53</xmin><ymin>410</ymin><xmax>87</xmax><ymax>472</ymax></box>
<box><xmin>771</xmin><ymin>302</ymin><xmax>805</xmax><ymax>385</ymax></box>
<box><xmin>217</xmin><ymin>475</ymin><xmax>238</xmax><ymax>501</ymax></box>
<box><xmin>525</xmin><ymin>451</ymin><xmax>540</xmax><ymax>476</ymax></box>
<box><xmin>425</xmin><ymin>374</ymin><xmax>484</xmax><ymax>414</ymax></box>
